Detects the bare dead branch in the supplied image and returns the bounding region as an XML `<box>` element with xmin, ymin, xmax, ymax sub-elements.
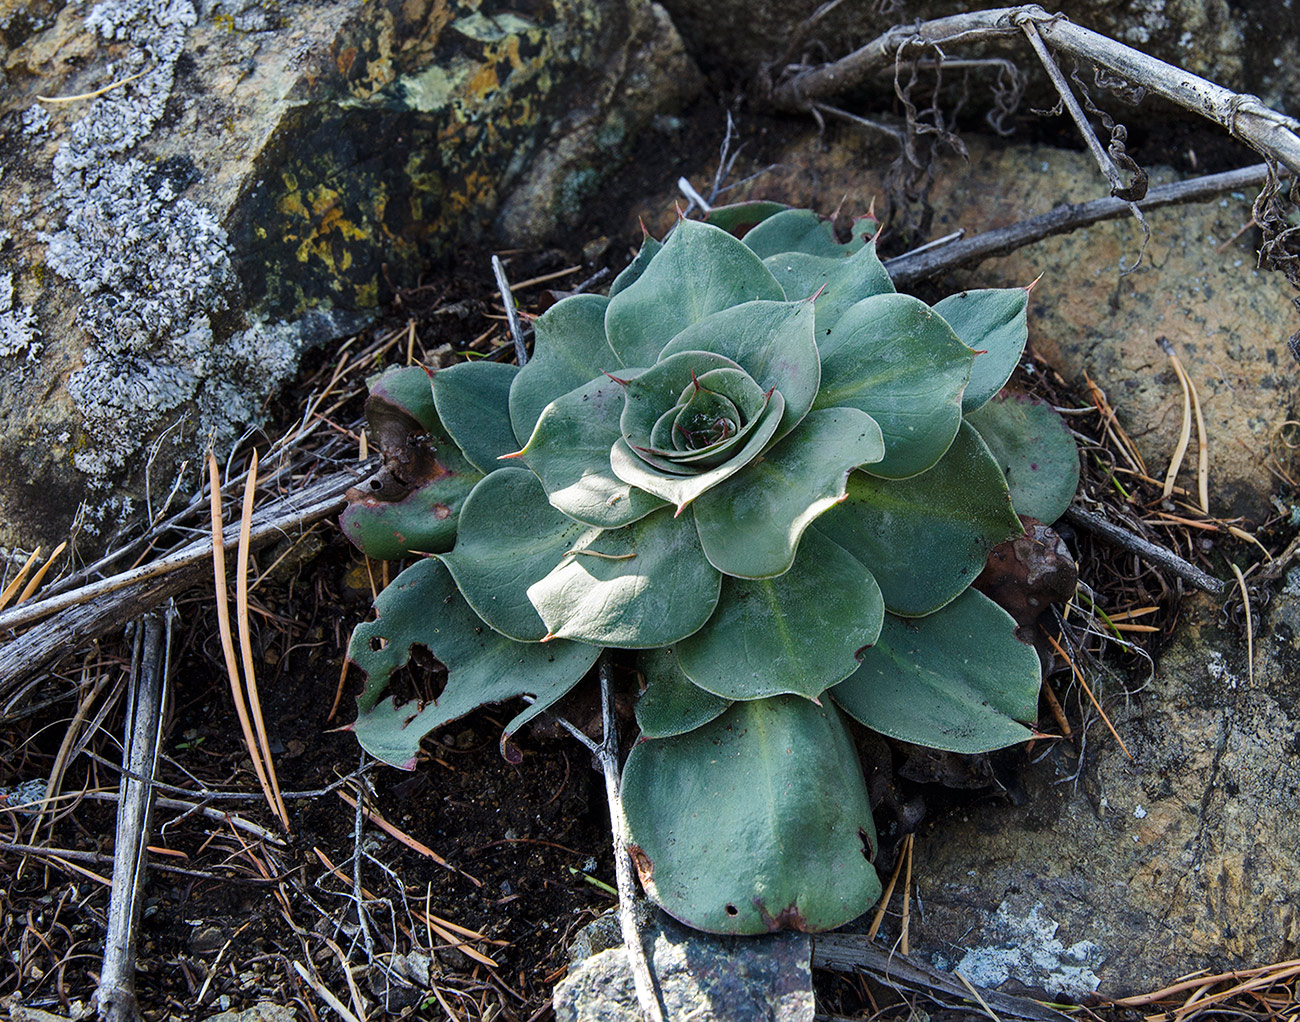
<box><xmin>883</xmin><ymin>162</ymin><xmax>1274</xmax><ymax>285</ymax></box>
<box><xmin>96</xmin><ymin>610</ymin><xmax>169</xmax><ymax>1022</ymax></box>
<box><xmin>0</xmin><ymin>465</ymin><xmax>368</xmax><ymax>690</ymax></box>
<box><xmin>770</xmin><ymin>6</ymin><xmax>1300</xmax><ymax>174</ymax></box>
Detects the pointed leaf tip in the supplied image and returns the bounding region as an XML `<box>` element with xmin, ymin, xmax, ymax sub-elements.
<box><xmin>498</xmin><ymin>450</ymin><xmax>524</xmax><ymax>460</ymax></box>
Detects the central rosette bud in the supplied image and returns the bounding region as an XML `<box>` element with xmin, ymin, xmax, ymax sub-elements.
<box><xmin>673</xmin><ymin>374</ymin><xmax>740</xmax><ymax>450</ymax></box>
<box><xmin>611</xmin><ymin>351</ymin><xmax>785</xmax><ymax>500</ymax></box>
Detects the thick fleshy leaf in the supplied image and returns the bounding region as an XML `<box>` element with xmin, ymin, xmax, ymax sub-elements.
<box><xmin>933</xmin><ymin>288</ymin><xmax>1029</xmax><ymax>413</ymax></box>
<box><xmin>604</xmin><ymin>219</ymin><xmax>784</xmax><ymax>367</ymax></box>
<box><xmin>365</xmin><ymin>364</ymin><xmax>440</xmax><ymax>434</ymax></box>
<box><xmin>622</xmin><ymin>697</ymin><xmax>881</xmax><ymax>935</ymax></box>
<box><xmin>609</xmin><ymin>236</ymin><xmax>664</xmax><ymax>297</ymax></box>
<box><xmin>658</xmin><ymin>300</ymin><xmax>820</xmax><ymax>443</ymax></box>
<box><xmin>676</xmin><ymin>530</ymin><xmax>884</xmax><ymax>700</ymax></box>
<box><xmin>340</xmin><ymin>471</ymin><xmax>478</xmax><ymax>560</ymax></box>
<box><xmin>704</xmin><ymin>201</ymin><xmax>790</xmax><ymax>237</ymax></box>
<box><xmin>516</xmin><ymin>371</ymin><xmax>665</xmax><ymax>527</ymax></box>
<box><xmin>966</xmin><ymin>394</ymin><xmax>1079</xmax><ymax>523</ymax></box>
<box><xmin>740</xmin><ymin>208</ymin><xmax>871</xmax><ymax>259</ymax></box>
<box><xmin>348</xmin><ymin>558</ymin><xmax>600</xmax><ymax>769</ymax></box>
<box><xmin>692</xmin><ymin>407</ymin><xmax>885</xmax><ymax>579</ymax></box>
<box><xmin>609</xmin><ymin>390</ymin><xmax>784</xmax><ymax>513</ymax></box>
<box><xmin>831</xmin><ymin>588</ymin><xmax>1040</xmax><ymax>753</ymax></box>
<box><xmin>440</xmin><ymin>468</ymin><xmax>593</xmax><ymax>641</ymax></box>
<box><xmin>341</xmin><ymin>365</ymin><xmax>483</xmax><ymax>559</ymax></box>
<box><xmin>527</xmin><ymin>506</ymin><xmax>722</xmax><ymax>647</ymax></box>
<box><xmin>814</xmin><ymin>422</ymin><xmax>1022</xmax><ymax>616</ymax></box>
<box><xmin>764</xmin><ymin>243</ymin><xmax>895</xmax><ymax>338</ymax></box>
<box><xmin>634</xmin><ymin>647</ymin><xmax>732</xmax><ymax>739</ymax></box>
<box><xmin>432</xmin><ymin>361</ymin><xmax>520</xmax><ymax>474</ymax></box>
<box><xmin>813</xmin><ymin>293</ymin><xmax>973</xmax><ymax>479</ymax></box>
<box><xmin>509</xmin><ymin>294</ymin><xmax>616</xmax><ymax>445</ymax></box>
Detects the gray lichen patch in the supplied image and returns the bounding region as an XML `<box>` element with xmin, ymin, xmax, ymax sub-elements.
<box><xmin>0</xmin><ymin>270</ymin><xmax>40</xmax><ymax>359</ymax></box>
<box><xmin>26</xmin><ymin>0</ymin><xmax>314</xmax><ymax>481</ymax></box>
<box><xmin>936</xmin><ymin>900</ymin><xmax>1103</xmax><ymax>1001</ymax></box>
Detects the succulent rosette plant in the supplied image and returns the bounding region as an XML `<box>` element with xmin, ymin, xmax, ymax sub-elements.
<box><xmin>341</xmin><ymin>204</ymin><xmax>1079</xmax><ymax>935</ymax></box>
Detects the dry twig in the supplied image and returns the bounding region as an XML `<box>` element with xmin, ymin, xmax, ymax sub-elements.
<box><xmin>771</xmin><ymin>7</ymin><xmax>1300</xmax><ymax>174</ymax></box>
<box><xmin>96</xmin><ymin>610</ymin><xmax>169</xmax><ymax>1022</ymax></box>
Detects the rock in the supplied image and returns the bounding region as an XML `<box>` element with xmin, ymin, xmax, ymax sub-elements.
<box><xmin>905</xmin><ymin>581</ymin><xmax>1300</xmax><ymax>994</ymax></box>
<box><xmin>0</xmin><ymin>0</ymin><xmax>701</xmax><ymax>551</ymax></box>
<box><xmin>554</xmin><ymin>907</ymin><xmax>814</xmax><ymax>1022</ymax></box>
<box><xmin>660</xmin><ymin>0</ymin><xmax>1298</xmax><ymax>110</ymax></box>
<box><xmin>204</xmin><ymin>1004</ymin><xmax>295</xmax><ymax>1022</ymax></box>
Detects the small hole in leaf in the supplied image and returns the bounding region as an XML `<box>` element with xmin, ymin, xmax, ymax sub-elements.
<box><xmin>725</xmin><ymin>904</ymin><xmax>738</xmax><ymax>916</ymax></box>
<box><xmin>369</xmin><ymin>636</ymin><xmax>387</xmax><ymax>652</ymax></box>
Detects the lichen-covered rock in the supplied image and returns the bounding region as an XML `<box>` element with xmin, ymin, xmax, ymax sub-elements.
<box><xmin>555</xmin><ymin>908</ymin><xmax>814</xmax><ymax>1022</ymax></box>
<box><xmin>908</xmin><ymin>583</ymin><xmax>1300</xmax><ymax>993</ymax></box>
<box><xmin>0</xmin><ymin>0</ymin><xmax>700</xmax><ymax>550</ymax></box>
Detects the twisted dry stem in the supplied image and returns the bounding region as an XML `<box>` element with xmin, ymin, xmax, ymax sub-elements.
<box><xmin>770</xmin><ymin>6</ymin><xmax>1300</xmax><ymax>175</ymax></box>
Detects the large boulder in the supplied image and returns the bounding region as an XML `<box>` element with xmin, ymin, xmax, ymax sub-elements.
<box><xmin>0</xmin><ymin>0</ymin><xmax>701</xmax><ymax>550</ymax></box>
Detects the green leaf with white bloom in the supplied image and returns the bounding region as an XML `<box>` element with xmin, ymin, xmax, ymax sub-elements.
<box><xmin>349</xmin><ymin>558</ymin><xmax>600</xmax><ymax>769</ymax></box>
<box><xmin>618</xmin><ymin>351</ymin><xmax>752</xmax><ymax>451</ymax></box>
<box><xmin>516</xmin><ymin>373</ymin><xmax>667</xmax><ymax>528</ymax></box>
<box><xmin>813</xmin><ymin>293</ymin><xmax>973</xmax><ymax>479</ymax></box>
<box><xmin>635</xmin><ymin>647</ymin><xmax>732</xmax><ymax>739</ymax></box>
<box><xmin>622</xmin><ymin>697</ymin><xmax>880</xmax><ymax>935</ymax></box>
<box><xmin>764</xmin><ymin>243</ymin><xmax>895</xmax><ymax>339</ymax></box>
<box><xmin>509</xmin><ymin>294</ymin><xmax>618</xmax><ymax>445</ymax></box>
<box><xmin>933</xmin><ymin>287</ymin><xmax>1029</xmax><ymax>413</ymax></box>
<box><xmin>609</xmin><ymin>236</ymin><xmax>664</xmax><ymax>297</ymax></box>
<box><xmin>740</xmin><ymin>207</ymin><xmax>870</xmax><ymax>259</ymax></box>
<box><xmin>432</xmin><ymin>361</ymin><xmax>520</xmax><ymax>474</ymax></box>
<box><xmin>966</xmin><ymin>393</ymin><xmax>1080</xmax><ymax>523</ymax></box>
<box><xmin>605</xmin><ymin>219</ymin><xmax>784</xmax><ymax>367</ymax></box>
<box><xmin>609</xmin><ymin>391</ymin><xmax>784</xmax><ymax>513</ymax></box>
<box><xmin>692</xmin><ymin>407</ymin><xmax>885</xmax><ymax>579</ymax></box>
<box><xmin>440</xmin><ymin>468</ymin><xmax>593</xmax><ymax>641</ymax></box>
<box><xmin>527</xmin><ymin>506</ymin><xmax>722</xmax><ymax>648</ymax></box>
<box><xmin>658</xmin><ymin>300</ymin><xmax>820</xmax><ymax>443</ymax></box>
<box><xmin>364</xmin><ymin>364</ymin><xmax>441</xmax><ymax>434</ymax></box>
<box><xmin>676</xmin><ymin>530</ymin><xmax>884</xmax><ymax>701</ymax></box>
<box><xmin>813</xmin><ymin>422</ymin><xmax>1021</xmax><ymax>616</ymax></box>
<box><xmin>831</xmin><ymin>588</ymin><xmax>1040</xmax><ymax>753</ymax></box>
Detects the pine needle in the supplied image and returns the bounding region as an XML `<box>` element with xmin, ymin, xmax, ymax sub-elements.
<box><xmin>208</xmin><ymin>453</ymin><xmax>281</xmax><ymax>832</ymax></box>
<box><xmin>1045</xmin><ymin>631</ymin><xmax>1134</xmax><ymax>761</ymax></box>
<box><xmin>1161</xmin><ymin>342</ymin><xmax>1194</xmax><ymax>499</ymax></box>
<box><xmin>865</xmin><ymin>834</ymin><xmax>909</xmax><ymax>940</ymax></box>
<box><xmin>234</xmin><ymin>450</ymin><xmax>290</xmax><ymax>833</ymax></box>
<box><xmin>1230</xmin><ymin>564</ymin><xmax>1254</xmax><ymax>690</ymax></box>
<box><xmin>0</xmin><ymin>547</ymin><xmax>41</xmax><ymax>611</ymax></box>
<box><xmin>15</xmin><ymin>540</ymin><xmax>67</xmax><ymax>606</ymax></box>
